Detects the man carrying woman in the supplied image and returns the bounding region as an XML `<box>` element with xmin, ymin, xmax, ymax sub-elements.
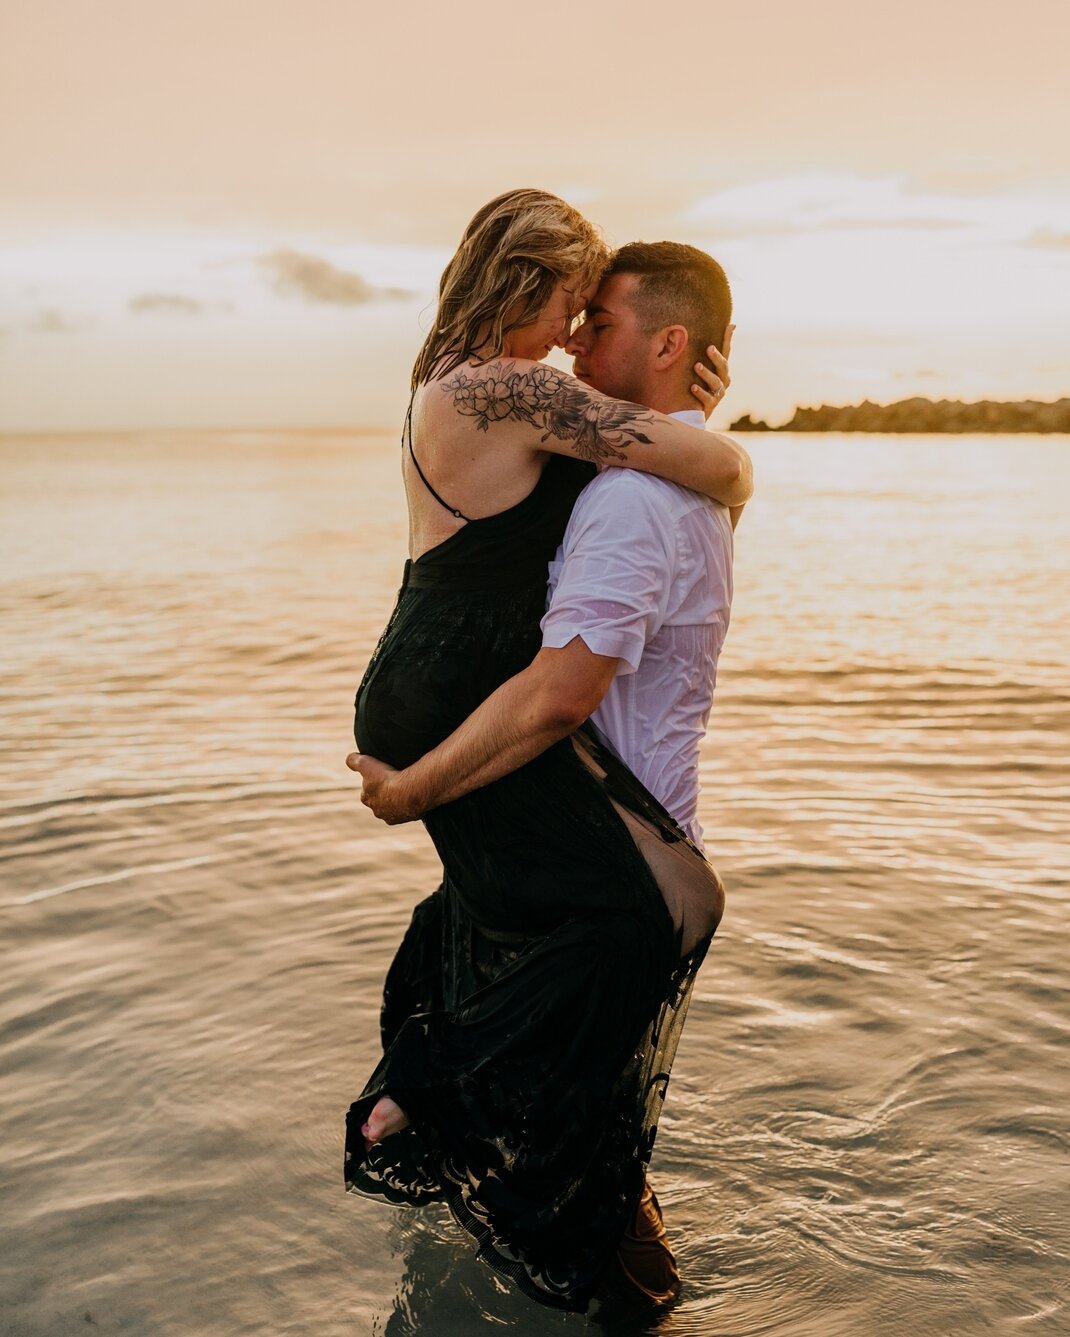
<box><xmin>343</xmin><ymin>189</ymin><xmax>752</xmax><ymax>1315</ymax></box>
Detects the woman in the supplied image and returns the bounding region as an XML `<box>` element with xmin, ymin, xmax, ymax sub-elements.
<box><xmin>345</xmin><ymin>188</ymin><xmax>752</xmax><ymax>1313</ymax></box>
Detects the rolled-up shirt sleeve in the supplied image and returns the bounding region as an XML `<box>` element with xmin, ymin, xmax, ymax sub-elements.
<box><xmin>540</xmin><ymin>474</ymin><xmax>677</xmax><ymax>675</ymax></box>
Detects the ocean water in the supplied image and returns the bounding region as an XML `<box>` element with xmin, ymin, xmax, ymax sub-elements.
<box><xmin>1</xmin><ymin>430</ymin><xmax>1067</xmax><ymax>1337</ymax></box>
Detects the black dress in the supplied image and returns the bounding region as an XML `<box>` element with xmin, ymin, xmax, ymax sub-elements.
<box><xmin>346</xmin><ymin>449</ymin><xmax>723</xmax><ymax>1313</ymax></box>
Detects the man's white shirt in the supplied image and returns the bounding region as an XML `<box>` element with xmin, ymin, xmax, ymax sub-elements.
<box><xmin>541</xmin><ymin>409</ymin><xmax>733</xmax><ymax>847</ymax></box>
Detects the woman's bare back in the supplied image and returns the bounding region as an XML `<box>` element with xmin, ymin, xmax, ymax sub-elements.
<box><xmin>404</xmin><ymin>373</ymin><xmax>548</xmax><ymax>561</ymax></box>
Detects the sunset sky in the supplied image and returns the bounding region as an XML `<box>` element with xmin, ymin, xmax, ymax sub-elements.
<box><xmin>1</xmin><ymin>0</ymin><xmax>1067</xmax><ymax>430</ymax></box>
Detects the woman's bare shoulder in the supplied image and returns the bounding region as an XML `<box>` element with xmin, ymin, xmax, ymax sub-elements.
<box><xmin>421</xmin><ymin>359</ymin><xmax>662</xmax><ymax>466</ymax></box>
<box><xmin>419</xmin><ymin>358</ymin><xmax>550</xmax><ymax>441</ymax></box>
<box><xmin>421</xmin><ymin>357</ymin><xmax>547</xmax><ymax>413</ymax></box>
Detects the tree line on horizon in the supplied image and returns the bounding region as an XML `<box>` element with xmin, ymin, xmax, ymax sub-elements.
<box><xmin>730</xmin><ymin>397</ymin><xmax>1070</xmax><ymax>433</ymax></box>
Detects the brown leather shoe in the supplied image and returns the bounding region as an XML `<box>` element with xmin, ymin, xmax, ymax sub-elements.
<box><xmin>612</xmin><ymin>1177</ymin><xmax>682</xmax><ymax>1307</ymax></box>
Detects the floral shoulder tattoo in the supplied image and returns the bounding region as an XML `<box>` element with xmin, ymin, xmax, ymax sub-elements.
<box><xmin>442</xmin><ymin>363</ymin><xmax>657</xmax><ymax>465</ymax></box>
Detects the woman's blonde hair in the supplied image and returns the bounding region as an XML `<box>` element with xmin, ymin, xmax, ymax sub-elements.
<box><xmin>411</xmin><ymin>188</ymin><xmax>609</xmax><ymax>389</ymax></box>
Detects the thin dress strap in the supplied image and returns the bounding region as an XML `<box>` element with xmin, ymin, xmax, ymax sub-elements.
<box><xmin>404</xmin><ymin>395</ymin><xmax>473</xmax><ymax>523</ymax></box>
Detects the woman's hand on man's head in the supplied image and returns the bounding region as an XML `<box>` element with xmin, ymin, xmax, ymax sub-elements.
<box><xmin>690</xmin><ymin>324</ymin><xmax>734</xmax><ymax>421</ymax></box>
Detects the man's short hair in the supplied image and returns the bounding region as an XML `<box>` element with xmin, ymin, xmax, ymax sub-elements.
<box><xmin>604</xmin><ymin>241</ymin><xmax>732</xmax><ymax>372</ymax></box>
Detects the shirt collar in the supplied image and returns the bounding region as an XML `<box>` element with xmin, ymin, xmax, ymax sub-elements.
<box><xmin>670</xmin><ymin>408</ymin><xmax>705</xmax><ymax>428</ymax></box>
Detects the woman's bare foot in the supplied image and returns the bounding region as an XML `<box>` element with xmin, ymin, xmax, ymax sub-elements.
<box><xmin>361</xmin><ymin>1096</ymin><xmax>410</xmax><ymax>1151</ymax></box>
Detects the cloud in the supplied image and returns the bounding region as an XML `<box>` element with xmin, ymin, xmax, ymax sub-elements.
<box><xmin>896</xmin><ymin>368</ymin><xmax>941</xmax><ymax>379</ymax></box>
<box><xmin>685</xmin><ymin>174</ymin><xmax>970</xmax><ymax>234</ymax></box>
<box><xmin>690</xmin><ymin>217</ymin><xmax>967</xmax><ymax>242</ymax></box>
<box><xmin>684</xmin><ymin>173</ymin><xmax>1070</xmax><ymax>247</ymax></box>
<box><xmin>851</xmin><ymin>217</ymin><xmax>966</xmax><ymax>231</ymax></box>
<box><xmin>258</xmin><ymin>248</ymin><xmax>412</xmax><ymax>305</ymax></box>
<box><xmin>129</xmin><ymin>292</ymin><xmax>204</xmax><ymax>315</ymax></box>
<box><xmin>1025</xmin><ymin>229</ymin><xmax>1070</xmax><ymax>249</ymax></box>
<box><xmin>25</xmin><ymin>308</ymin><xmax>82</xmax><ymax>334</ymax></box>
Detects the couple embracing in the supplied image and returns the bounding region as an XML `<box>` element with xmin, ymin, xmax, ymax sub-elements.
<box><xmin>344</xmin><ymin>188</ymin><xmax>751</xmax><ymax>1315</ymax></box>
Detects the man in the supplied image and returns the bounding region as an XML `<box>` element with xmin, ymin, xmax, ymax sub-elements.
<box><xmin>350</xmin><ymin>241</ymin><xmax>740</xmax><ymax>1305</ymax></box>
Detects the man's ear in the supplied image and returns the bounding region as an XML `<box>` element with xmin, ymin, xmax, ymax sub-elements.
<box><xmin>653</xmin><ymin>324</ymin><xmax>690</xmax><ymax>370</ymax></box>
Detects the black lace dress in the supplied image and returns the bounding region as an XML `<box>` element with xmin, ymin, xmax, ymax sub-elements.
<box><xmin>346</xmin><ymin>451</ymin><xmax>723</xmax><ymax>1314</ymax></box>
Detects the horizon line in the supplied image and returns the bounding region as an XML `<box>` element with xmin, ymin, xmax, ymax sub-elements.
<box><xmin>2</xmin><ymin>394</ymin><xmax>1068</xmax><ymax>440</ymax></box>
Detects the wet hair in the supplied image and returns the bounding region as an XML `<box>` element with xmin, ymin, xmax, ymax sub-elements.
<box><xmin>604</xmin><ymin>241</ymin><xmax>732</xmax><ymax>372</ymax></box>
<box><xmin>411</xmin><ymin>188</ymin><xmax>609</xmax><ymax>388</ymax></box>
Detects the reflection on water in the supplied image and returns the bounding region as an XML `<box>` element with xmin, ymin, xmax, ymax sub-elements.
<box><xmin>1</xmin><ymin>430</ymin><xmax>1068</xmax><ymax>1335</ymax></box>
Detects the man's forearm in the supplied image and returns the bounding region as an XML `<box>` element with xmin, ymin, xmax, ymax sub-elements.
<box><xmin>392</xmin><ymin>669</ymin><xmax>578</xmax><ymax>814</ymax></box>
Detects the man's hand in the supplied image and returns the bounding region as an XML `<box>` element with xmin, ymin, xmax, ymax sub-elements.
<box><xmin>691</xmin><ymin>324</ymin><xmax>734</xmax><ymax>420</ymax></box>
<box><xmin>343</xmin><ymin>640</ymin><xmax>620</xmax><ymax>822</ymax></box>
<box><xmin>345</xmin><ymin>752</ymin><xmax>421</xmax><ymax>825</ymax></box>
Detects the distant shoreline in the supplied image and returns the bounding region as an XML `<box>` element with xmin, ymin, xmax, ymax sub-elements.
<box><xmin>730</xmin><ymin>397</ymin><xmax>1070</xmax><ymax>433</ymax></box>
<box><xmin>4</xmin><ymin>395</ymin><xmax>1069</xmax><ymax>438</ymax></box>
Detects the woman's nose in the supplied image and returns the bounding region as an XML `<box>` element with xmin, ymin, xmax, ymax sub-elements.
<box><xmin>553</xmin><ymin>317</ymin><xmax>575</xmax><ymax>350</ymax></box>
<box><xmin>563</xmin><ymin>322</ymin><xmax>586</xmax><ymax>355</ymax></box>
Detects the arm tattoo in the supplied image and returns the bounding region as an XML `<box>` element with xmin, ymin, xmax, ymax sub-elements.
<box><xmin>442</xmin><ymin>362</ymin><xmax>657</xmax><ymax>464</ymax></box>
